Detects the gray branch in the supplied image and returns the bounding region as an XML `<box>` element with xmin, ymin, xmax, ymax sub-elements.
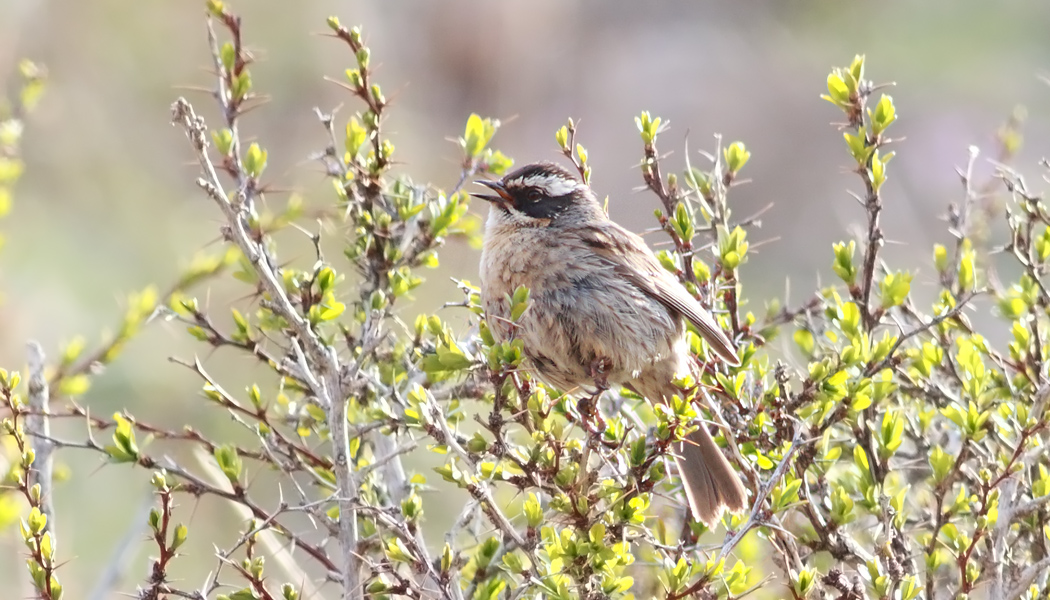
<box><xmin>25</xmin><ymin>341</ymin><xmax>55</xmax><ymax>531</ymax></box>
<box><xmin>87</xmin><ymin>494</ymin><xmax>154</xmax><ymax>600</ymax></box>
<box><xmin>171</xmin><ymin>97</ymin><xmax>360</xmax><ymax>600</ymax></box>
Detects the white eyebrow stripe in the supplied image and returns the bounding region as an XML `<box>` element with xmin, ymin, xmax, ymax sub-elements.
<box><xmin>511</xmin><ymin>174</ymin><xmax>582</xmax><ymax>197</ymax></box>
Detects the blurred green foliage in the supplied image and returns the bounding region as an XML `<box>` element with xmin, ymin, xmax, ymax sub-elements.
<box><xmin>1</xmin><ymin>4</ymin><xmax>1050</xmax><ymax>600</ymax></box>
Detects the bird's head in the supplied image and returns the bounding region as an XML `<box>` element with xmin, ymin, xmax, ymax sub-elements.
<box><xmin>472</xmin><ymin>161</ymin><xmax>598</xmax><ymax>225</ymax></box>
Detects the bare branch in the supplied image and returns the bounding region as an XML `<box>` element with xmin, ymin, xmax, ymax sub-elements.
<box><xmin>25</xmin><ymin>341</ymin><xmax>54</xmax><ymax>530</ymax></box>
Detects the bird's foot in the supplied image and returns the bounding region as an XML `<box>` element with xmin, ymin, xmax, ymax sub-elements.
<box><xmin>576</xmin><ymin>390</ymin><xmax>607</xmax><ymax>435</ymax></box>
<box><xmin>588</xmin><ymin>357</ymin><xmax>612</xmax><ymax>392</ymax></box>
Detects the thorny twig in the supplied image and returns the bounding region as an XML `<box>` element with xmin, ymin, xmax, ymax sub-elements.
<box><xmin>172</xmin><ymin>94</ymin><xmax>358</xmax><ymax>596</ymax></box>
<box><xmin>718</xmin><ymin>424</ymin><xmax>804</xmax><ymax>560</ymax></box>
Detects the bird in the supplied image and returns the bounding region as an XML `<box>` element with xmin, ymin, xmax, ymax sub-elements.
<box><xmin>473</xmin><ymin>160</ymin><xmax>748</xmax><ymax>526</ymax></box>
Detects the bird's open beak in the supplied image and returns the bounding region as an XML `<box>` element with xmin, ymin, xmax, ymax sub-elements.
<box><xmin>471</xmin><ymin>180</ymin><xmax>512</xmax><ymax>209</ymax></box>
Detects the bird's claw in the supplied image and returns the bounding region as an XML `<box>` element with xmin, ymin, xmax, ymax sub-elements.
<box><xmin>576</xmin><ymin>390</ymin><xmax>607</xmax><ymax>435</ymax></box>
<box><xmin>588</xmin><ymin>357</ymin><xmax>612</xmax><ymax>392</ymax></box>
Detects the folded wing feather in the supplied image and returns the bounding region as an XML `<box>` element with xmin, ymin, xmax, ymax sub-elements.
<box><xmin>580</xmin><ymin>224</ymin><xmax>741</xmax><ymax>366</ymax></box>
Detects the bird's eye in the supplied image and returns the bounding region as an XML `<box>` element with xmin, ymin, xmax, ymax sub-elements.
<box><xmin>526</xmin><ymin>189</ymin><xmax>543</xmax><ymax>202</ymax></box>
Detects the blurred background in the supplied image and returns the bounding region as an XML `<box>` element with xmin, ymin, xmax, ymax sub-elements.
<box><xmin>0</xmin><ymin>0</ymin><xmax>1048</xmax><ymax>596</ymax></box>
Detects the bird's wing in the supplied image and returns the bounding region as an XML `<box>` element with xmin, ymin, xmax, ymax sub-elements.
<box><xmin>579</xmin><ymin>224</ymin><xmax>741</xmax><ymax>366</ymax></box>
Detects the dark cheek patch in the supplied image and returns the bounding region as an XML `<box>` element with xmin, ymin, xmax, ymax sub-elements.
<box><xmin>519</xmin><ymin>194</ymin><xmax>573</xmax><ymax>220</ymax></box>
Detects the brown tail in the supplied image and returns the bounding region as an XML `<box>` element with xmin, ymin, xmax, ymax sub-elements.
<box><xmin>674</xmin><ymin>425</ymin><xmax>748</xmax><ymax>526</ymax></box>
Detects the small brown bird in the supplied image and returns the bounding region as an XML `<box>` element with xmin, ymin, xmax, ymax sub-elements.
<box><xmin>474</xmin><ymin>161</ymin><xmax>748</xmax><ymax>525</ymax></box>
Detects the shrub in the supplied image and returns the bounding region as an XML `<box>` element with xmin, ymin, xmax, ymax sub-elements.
<box><xmin>2</xmin><ymin>5</ymin><xmax>1050</xmax><ymax>600</ymax></box>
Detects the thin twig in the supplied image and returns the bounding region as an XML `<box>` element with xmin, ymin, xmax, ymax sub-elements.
<box><xmin>87</xmin><ymin>493</ymin><xmax>155</xmax><ymax>600</ymax></box>
<box><xmin>425</xmin><ymin>394</ymin><xmax>525</xmax><ymax>547</ymax></box>
<box><xmin>719</xmin><ymin>424</ymin><xmax>803</xmax><ymax>560</ymax></box>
